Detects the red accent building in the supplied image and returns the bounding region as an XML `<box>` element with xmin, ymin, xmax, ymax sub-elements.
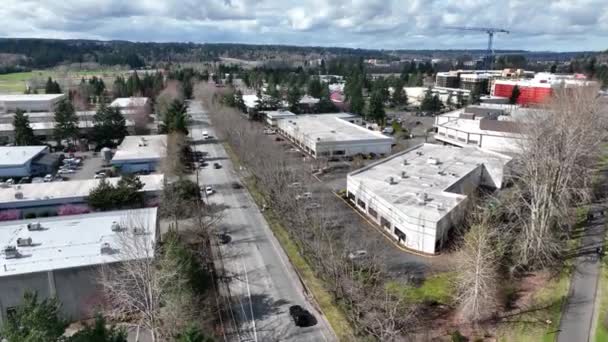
<box><xmin>492</xmin><ymin>81</ymin><xmax>553</xmax><ymax>105</ymax></box>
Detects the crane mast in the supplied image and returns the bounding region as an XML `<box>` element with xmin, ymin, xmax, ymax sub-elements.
<box><xmin>447</xmin><ymin>27</ymin><xmax>510</xmax><ymax>69</ymax></box>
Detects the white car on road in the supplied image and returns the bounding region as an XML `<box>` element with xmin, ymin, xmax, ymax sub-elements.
<box><xmin>204</xmin><ymin>186</ymin><xmax>215</xmax><ymax>196</ymax></box>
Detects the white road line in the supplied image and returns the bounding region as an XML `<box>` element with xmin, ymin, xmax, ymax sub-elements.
<box><xmin>242</xmin><ymin>261</ymin><xmax>259</xmax><ymax>342</ymax></box>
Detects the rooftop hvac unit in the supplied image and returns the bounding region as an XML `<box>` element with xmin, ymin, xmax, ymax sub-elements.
<box><xmin>401</xmin><ymin>171</ymin><xmax>409</xmax><ymax>179</ymax></box>
<box><xmin>385</xmin><ymin>176</ymin><xmax>397</xmax><ymax>185</ymax></box>
<box><xmin>402</xmin><ymin>159</ymin><xmax>408</xmax><ymax>166</ymax></box>
<box><xmin>438</xmin><ymin>171</ymin><xmax>446</xmax><ymax>176</ymax></box>
<box><xmin>17</xmin><ymin>237</ymin><xmax>32</xmax><ymax>247</ymax></box>
<box><xmin>14</xmin><ymin>191</ymin><xmax>23</xmax><ymax>199</ymax></box>
<box><xmin>27</xmin><ymin>222</ymin><xmax>43</xmax><ymax>231</ymax></box>
<box><xmin>100</xmin><ymin>242</ymin><xmax>113</xmax><ymax>255</ymax></box>
<box><xmin>132</xmin><ymin>227</ymin><xmax>147</xmax><ymax>235</ymax></box>
<box><xmin>416</xmin><ymin>151</ymin><xmax>423</xmax><ymax>156</ymax></box>
<box><xmin>427</xmin><ymin>157</ymin><xmax>440</xmax><ymax>165</ymax></box>
<box><xmin>416</xmin><ymin>192</ymin><xmax>428</xmax><ymax>205</ymax></box>
<box><xmin>3</xmin><ymin>245</ymin><xmax>18</xmax><ymax>259</ymax></box>
<box><xmin>437</xmin><ymin>203</ymin><xmax>446</xmax><ymax>211</ymax></box>
<box><xmin>111</xmin><ymin>221</ymin><xmax>122</xmax><ymax>232</ymax></box>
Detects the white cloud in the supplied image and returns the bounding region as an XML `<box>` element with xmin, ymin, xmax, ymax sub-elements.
<box><xmin>0</xmin><ymin>0</ymin><xmax>606</xmax><ymax>50</ymax></box>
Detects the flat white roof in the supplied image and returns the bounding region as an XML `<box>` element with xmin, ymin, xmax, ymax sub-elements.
<box><xmin>242</xmin><ymin>94</ymin><xmax>259</xmax><ymax>109</ymax></box>
<box><xmin>264</xmin><ymin>110</ymin><xmax>296</xmax><ymax>119</ymax></box>
<box><xmin>0</xmin><ymin>208</ymin><xmax>157</xmax><ymax>277</ymax></box>
<box><xmin>0</xmin><ymin>120</ymin><xmax>136</xmax><ymax>133</ymax></box>
<box><xmin>0</xmin><ymin>174</ymin><xmax>164</xmax><ymax>209</ymax></box>
<box><xmin>110</xmin><ymin>97</ymin><xmax>149</xmax><ymax>108</ymax></box>
<box><xmin>278</xmin><ymin>114</ymin><xmax>392</xmax><ymax>144</ymax></box>
<box><xmin>348</xmin><ymin>144</ymin><xmax>511</xmax><ymax>221</ymax></box>
<box><xmin>112</xmin><ymin>135</ymin><xmax>167</xmax><ymax>163</ymax></box>
<box><xmin>0</xmin><ymin>146</ymin><xmax>47</xmax><ymax>167</ymax></box>
<box><xmin>0</xmin><ymin>94</ymin><xmax>64</xmax><ymax>102</ymax></box>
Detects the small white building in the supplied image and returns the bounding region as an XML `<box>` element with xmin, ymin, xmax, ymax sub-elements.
<box><xmin>276</xmin><ymin>114</ymin><xmax>393</xmax><ymax>158</ymax></box>
<box><xmin>0</xmin><ymin>174</ymin><xmax>164</xmax><ymax>216</ymax></box>
<box><xmin>111</xmin><ymin>135</ymin><xmax>167</xmax><ymax>173</ymax></box>
<box><xmin>110</xmin><ymin>97</ymin><xmax>150</xmax><ymax>110</ymax></box>
<box><xmin>0</xmin><ymin>94</ymin><xmax>65</xmax><ymax>114</ymax></box>
<box><xmin>347</xmin><ymin>143</ymin><xmax>511</xmax><ymax>254</ymax></box>
<box><xmin>434</xmin><ymin>105</ymin><xmax>529</xmax><ymax>153</ymax></box>
<box><xmin>263</xmin><ymin>110</ymin><xmax>296</xmax><ymax>126</ymax></box>
<box><xmin>0</xmin><ymin>146</ymin><xmax>55</xmax><ymax>178</ymax></box>
<box><xmin>0</xmin><ymin>208</ymin><xmax>158</xmax><ymax>325</ymax></box>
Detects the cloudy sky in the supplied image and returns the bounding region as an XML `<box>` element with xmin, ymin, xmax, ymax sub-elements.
<box><xmin>0</xmin><ymin>0</ymin><xmax>607</xmax><ymax>51</ymax></box>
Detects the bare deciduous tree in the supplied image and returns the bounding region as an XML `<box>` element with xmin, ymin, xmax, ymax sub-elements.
<box><xmin>100</xmin><ymin>217</ymin><xmax>167</xmax><ymax>342</ymax></box>
<box><xmin>455</xmin><ymin>212</ymin><xmax>501</xmax><ymax>323</ymax></box>
<box><xmin>509</xmin><ymin>86</ymin><xmax>607</xmax><ymax>269</ymax></box>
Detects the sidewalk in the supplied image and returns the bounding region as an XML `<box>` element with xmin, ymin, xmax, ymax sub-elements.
<box><xmin>558</xmin><ymin>205</ymin><xmax>607</xmax><ymax>342</ymax></box>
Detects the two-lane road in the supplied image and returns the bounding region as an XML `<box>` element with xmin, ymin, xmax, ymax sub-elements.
<box><xmin>188</xmin><ymin>101</ymin><xmax>335</xmax><ymax>342</ymax></box>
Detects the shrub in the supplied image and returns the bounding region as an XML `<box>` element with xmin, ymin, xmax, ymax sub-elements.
<box><xmin>57</xmin><ymin>205</ymin><xmax>91</xmax><ymax>216</ymax></box>
<box><xmin>451</xmin><ymin>330</ymin><xmax>468</xmax><ymax>342</ymax></box>
<box><xmin>0</xmin><ymin>209</ymin><xmax>21</xmax><ymax>221</ymax></box>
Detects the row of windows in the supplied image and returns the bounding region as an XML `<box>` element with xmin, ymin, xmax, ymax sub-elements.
<box><xmin>349</xmin><ymin>191</ymin><xmax>407</xmax><ymax>244</ymax></box>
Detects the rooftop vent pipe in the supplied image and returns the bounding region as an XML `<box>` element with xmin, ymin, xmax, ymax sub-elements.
<box><xmin>27</xmin><ymin>222</ymin><xmax>43</xmax><ymax>231</ymax></box>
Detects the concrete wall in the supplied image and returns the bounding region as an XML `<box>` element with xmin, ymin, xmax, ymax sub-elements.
<box><xmin>0</xmin><ymin>271</ymin><xmax>52</xmax><ymax>325</ymax></box>
<box><xmin>0</xmin><ymin>164</ymin><xmax>31</xmax><ymax>178</ymax></box>
<box><xmin>54</xmin><ymin>266</ymin><xmax>105</xmax><ymax>321</ymax></box>
<box><xmin>113</xmin><ymin>161</ymin><xmax>158</xmax><ymax>173</ymax></box>
<box><xmin>0</xmin><ymin>265</ymin><xmax>107</xmax><ymax>327</ymax></box>
<box><xmin>316</xmin><ymin>140</ymin><xmax>392</xmax><ymax>158</ymax></box>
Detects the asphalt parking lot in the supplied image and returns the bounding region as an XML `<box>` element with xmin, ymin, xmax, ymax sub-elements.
<box><xmin>261</xmin><ymin>132</ymin><xmax>431</xmax><ymax>279</ymax></box>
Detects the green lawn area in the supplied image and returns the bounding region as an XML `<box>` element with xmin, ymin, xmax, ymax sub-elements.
<box><xmin>497</xmin><ymin>270</ymin><xmax>571</xmax><ymax>342</ymax></box>
<box><xmin>222</xmin><ymin>143</ymin><xmax>355</xmax><ymax>341</ymax></box>
<box><xmin>595</xmin><ymin>265</ymin><xmax>608</xmax><ymax>342</ymax></box>
<box><xmin>0</xmin><ymin>69</ymin><xmax>127</xmax><ymax>93</ymax></box>
<box><xmin>495</xmin><ymin>208</ymin><xmax>590</xmax><ymax>342</ymax></box>
<box><xmin>386</xmin><ymin>272</ymin><xmax>456</xmax><ymax>305</ymax></box>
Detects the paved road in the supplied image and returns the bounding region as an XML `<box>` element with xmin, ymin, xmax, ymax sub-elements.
<box><xmin>558</xmin><ymin>202</ymin><xmax>607</xmax><ymax>342</ymax></box>
<box><xmin>188</xmin><ymin>101</ymin><xmax>336</xmax><ymax>342</ymax></box>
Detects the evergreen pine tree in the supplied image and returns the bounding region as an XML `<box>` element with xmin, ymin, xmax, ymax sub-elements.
<box><xmin>54</xmin><ymin>99</ymin><xmax>79</xmax><ymax>145</ymax></box>
<box><xmin>13</xmin><ymin>109</ymin><xmax>37</xmax><ymax>145</ymax></box>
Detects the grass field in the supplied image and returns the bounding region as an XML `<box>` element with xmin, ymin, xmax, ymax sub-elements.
<box><xmin>386</xmin><ymin>272</ymin><xmax>456</xmax><ymax>305</ymax></box>
<box><xmin>595</xmin><ymin>265</ymin><xmax>608</xmax><ymax>342</ymax></box>
<box><xmin>496</xmin><ymin>270</ymin><xmax>571</xmax><ymax>342</ymax></box>
<box><xmin>0</xmin><ymin>69</ymin><xmax>128</xmax><ymax>93</ymax></box>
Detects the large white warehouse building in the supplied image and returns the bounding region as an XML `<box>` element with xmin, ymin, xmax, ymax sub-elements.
<box><xmin>347</xmin><ymin>144</ymin><xmax>511</xmax><ymax>254</ymax></box>
<box><xmin>0</xmin><ymin>94</ymin><xmax>65</xmax><ymax>114</ymax></box>
<box><xmin>276</xmin><ymin>114</ymin><xmax>393</xmax><ymax>158</ymax></box>
<box><xmin>0</xmin><ymin>146</ymin><xmax>56</xmax><ymax>178</ymax></box>
<box><xmin>0</xmin><ymin>208</ymin><xmax>158</xmax><ymax>325</ymax></box>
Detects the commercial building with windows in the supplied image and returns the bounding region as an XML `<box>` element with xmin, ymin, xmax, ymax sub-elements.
<box><xmin>347</xmin><ymin>144</ymin><xmax>511</xmax><ymax>254</ymax></box>
<box><xmin>0</xmin><ymin>146</ymin><xmax>57</xmax><ymax>178</ymax></box>
<box><xmin>434</xmin><ymin>105</ymin><xmax>527</xmax><ymax>153</ymax></box>
<box><xmin>0</xmin><ymin>94</ymin><xmax>65</xmax><ymax>114</ymax></box>
<box><xmin>276</xmin><ymin>114</ymin><xmax>393</xmax><ymax>158</ymax></box>
<box><xmin>0</xmin><ymin>174</ymin><xmax>164</xmax><ymax>218</ymax></box>
<box><xmin>111</xmin><ymin>135</ymin><xmax>167</xmax><ymax>173</ymax></box>
<box><xmin>0</xmin><ymin>208</ymin><xmax>158</xmax><ymax>325</ymax></box>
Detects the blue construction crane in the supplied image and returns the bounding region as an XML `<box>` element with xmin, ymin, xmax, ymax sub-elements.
<box><xmin>447</xmin><ymin>26</ymin><xmax>510</xmax><ymax>69</ymax></box>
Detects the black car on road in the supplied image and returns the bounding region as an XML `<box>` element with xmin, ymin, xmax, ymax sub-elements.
<box><xmin>289</xmin><ymin>305</ymin><xmax>317</xmax><ymax>327</ymax></box>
